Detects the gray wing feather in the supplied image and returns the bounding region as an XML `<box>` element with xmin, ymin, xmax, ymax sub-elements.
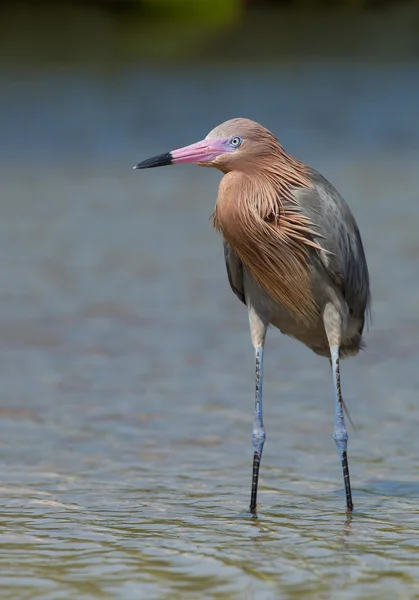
<box><xmin>294</xmin><ymin>169</ymin><xmax>371</xmax><ymax>322</ymax></box>
<box><xmin>223</xmin><ymin>240</ymin><xmax>245</xmax><ymax>304</ymax></box>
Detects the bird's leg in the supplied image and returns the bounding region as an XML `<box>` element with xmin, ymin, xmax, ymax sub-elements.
<box><xmin>324</xmin><ymin>302</ymin><xmax>353</xmax><ymax>513</ymax></box>
<box><xmin>250</xmin><ymin>345</ymin><xmax>265</xmax><ymax>514</ymax></box>
<box><xmin>330</xmin><ymin>346</ymin><xmax>353</xmax><ymax>512</ymax></box>
<box><xmin>247</xmin><ymin>306</ymin><xmax>268</xmax><ymax>514</ymax></box>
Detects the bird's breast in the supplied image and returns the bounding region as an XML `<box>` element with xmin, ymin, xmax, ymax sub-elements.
<box><xmin>213</xmin><ymin>173</ymin><xmax>319</xmax><ymax>326</ymax></box>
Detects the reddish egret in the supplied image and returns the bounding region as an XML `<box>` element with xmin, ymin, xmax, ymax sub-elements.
<box><xmin>134</xmin><ymin>118</ymin><xmax>370</xmax><ymax>514</ymax></box>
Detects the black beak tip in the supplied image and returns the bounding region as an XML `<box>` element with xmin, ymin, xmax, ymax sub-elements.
<box><xmin>133</xmin><ymin>152</ymin><xmax>173</xmax><ymax>170</ymax></box>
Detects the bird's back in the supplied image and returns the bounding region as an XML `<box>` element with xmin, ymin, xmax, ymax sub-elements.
<box><xmin>295</xmin><ymin>169</ymin><xmax>371</xmax><ymax>325</ymax></box>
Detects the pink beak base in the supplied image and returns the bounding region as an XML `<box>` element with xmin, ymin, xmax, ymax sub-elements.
<box><xmin>134</xmin><ymin>138</ymin><xmax>231</xmax><ymax>170</ymax></box>
<box><xmin>170</xmin><ymin>138</ymin><xmax>228</xmax><ymax>165</ymax></box>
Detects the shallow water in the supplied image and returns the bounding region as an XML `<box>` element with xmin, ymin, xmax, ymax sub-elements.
<box><xmin>1</xmin><ymin>64</ymin><xmax>419</xmax><ymax>599</ymax></box>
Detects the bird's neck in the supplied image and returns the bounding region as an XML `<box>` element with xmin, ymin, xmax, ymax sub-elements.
<box><xmin>212</xmin><ymin>159</ymin><xmax>319</xmax><ymax>324</ymax></box>
<box><xmin>247</xmin><ymin>150</ymin><xmax>311</xmax><ymax>196</ymax></box>
<box><xmin>213</xmin><ymin>151</ymin><xmax>312</xmax><ymax>228</ymax></box>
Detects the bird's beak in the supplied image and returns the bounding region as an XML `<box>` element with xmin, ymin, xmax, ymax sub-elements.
<box><xmin>133</xmin><ymin>138</ymin><xmax>228</xmax><ymax>170</ymax></box>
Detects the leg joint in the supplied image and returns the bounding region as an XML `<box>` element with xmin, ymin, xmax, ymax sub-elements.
<box><xmin>333</xmin><ymin>429</ymin><xmax>348</xmax><ymax>444</ymax></box>
<box><xmin>252</xmin><ymin>425</ymin><xmax>266</xmax><ymax>451</ymax></box>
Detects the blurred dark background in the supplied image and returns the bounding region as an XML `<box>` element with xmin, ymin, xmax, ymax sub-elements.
<box><xmin>2</xmin><ymin>0</ymin><xmax>419</xmax><ymax>165</ymax></box>
<box><xmin>2</xmin><ymin>0</ymin><xmax>419</xmax><ymax>67</ymax></box>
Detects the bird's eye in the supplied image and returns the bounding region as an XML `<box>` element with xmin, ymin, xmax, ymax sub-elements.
<box><xmin>230</xmin><ymin>136</ymin><xmax>242</xmax><ymax>148</ymax></box>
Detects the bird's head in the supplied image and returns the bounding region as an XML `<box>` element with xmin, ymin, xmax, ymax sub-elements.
<box><xmin>134</xmin><ymin>118</ymin><xmax>281</xmax><ymax>174</ymax></box>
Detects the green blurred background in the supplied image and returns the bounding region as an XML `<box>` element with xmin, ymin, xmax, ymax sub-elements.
<box><xmin>1</xmin><ymin>0</ymin><xmax>419</xmax><ymax>65</ymax></box>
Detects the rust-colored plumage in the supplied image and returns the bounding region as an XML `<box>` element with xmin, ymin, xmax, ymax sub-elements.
<box><xmin>211</xmin><ymin>121</ymin><xmax>324</xmax><ymax>324</ymax></box>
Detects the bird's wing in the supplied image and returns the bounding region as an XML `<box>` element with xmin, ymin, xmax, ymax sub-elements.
<box><xmin>293</xmin><ymin>169</ymin><xmax>371</xmax><ymax>321</ymax></box>
<box><xmin>223</xmin><ymin>240</ymin><xmax>246</xmax><ymax>304</ymax></box>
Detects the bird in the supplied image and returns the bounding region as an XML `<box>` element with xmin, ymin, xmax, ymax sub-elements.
<box><xmin>134</xmin><ymin>118</ymin><xmax>371</xmax><ymax>515</ymax></box>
